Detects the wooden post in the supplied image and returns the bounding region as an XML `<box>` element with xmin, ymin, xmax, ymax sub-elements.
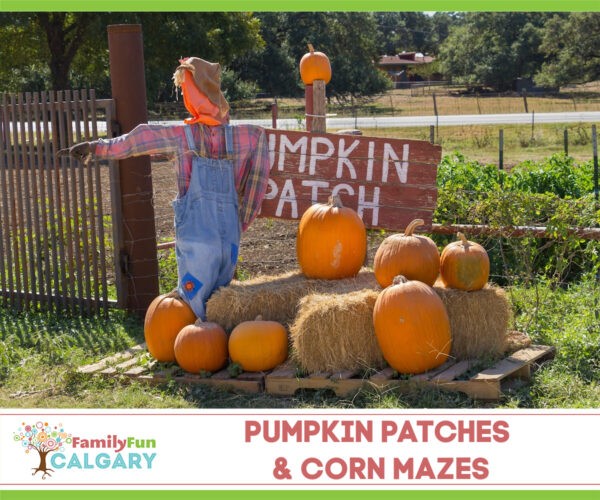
<box><xmin>107</xmin><ymin>24</ymin><xmax>159</xmax><ymax>315</ymax></box>
<box><xmin>311</xmin><ymin>80</ymin><xmax>326</xmax><ymax>133</ymax></box>
<box><xmin>499</xmin><ymin>129</ymin><xmax>504</xmax><ymax>170</ymax></box>
<box><xmin>305</xmin><ymin>84</ymin><xmax>313</xmax><ymax>131</ymax></box>
<box><xmin>564</xmin><ymin>129</ymin><xmax>569</xmax><ymax>156</ymax></box>
<box><xmin>593</xmin><ymin>124</ymin><xmax>598</xmax><ymax>203</ymax></box>
<box><xmin>522</xmin><ymin>90</ymin><xmax>529</xmax><ymax>113</ymax></box>
<box><xmin>271</xmin><ymin>100</ymin><xmax>278</xmax><ymax>129</ymax></box>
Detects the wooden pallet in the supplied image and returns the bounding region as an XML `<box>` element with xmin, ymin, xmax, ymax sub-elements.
<box><xmin>79</xmin><ymin>343</ymin><xmax>555</xmax><ymax>401</ymax></box>
<box><xmin>77</xmin><ymin>343</ymin><xmax>264</xmax><ymax>393</ymax></box>
<box><xmin>265</xmin><ymin>344</ymin><xmax>556</xmax><ymax>401</ymax></box>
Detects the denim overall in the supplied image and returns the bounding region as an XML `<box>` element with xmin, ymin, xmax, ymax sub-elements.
<box><xmin>173</xmin><ymin>125</ymin><xmax>240</xmax><ymax>320</ymax></box>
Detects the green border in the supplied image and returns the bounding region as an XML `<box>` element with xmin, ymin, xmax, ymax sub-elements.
<box><xmin>2</xmin><ymin>492</ymin><xmax>600</xmax><ymax>500</ymax></box>
<box><xmin>0</xmin><ymin>0</ymin><xmax>599</xmax><ymax>11</ymax></box>
<box><xmin>0</xmin><ymin>2</ymin><xmax>598</xmax><ymax>500</ymax></box>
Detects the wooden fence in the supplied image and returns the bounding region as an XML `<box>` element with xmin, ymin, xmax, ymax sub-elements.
<box><xmin>0</xmin><ymin>90</ymin><xmax>123</xmax><ymax>313</ymax></box>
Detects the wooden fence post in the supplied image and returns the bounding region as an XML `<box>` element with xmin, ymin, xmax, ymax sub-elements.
<box><xmin>305</xmin><ymin>84</ymin><xmax>313</xmax><ymax>131</ymax></box>
<box><xmin>499</xmin><ymin>129</ymin><xmax>504</xmax><ymax>170</ymax></box>
<box><xmin>107</xmin><ymin>24</ymin><xmax>159</xmax><ymax>315</ymax></box>
<box><xmin>311</xmin><ymin>80</ymin><xmax>327</xmax><ymax>133</ymax></box>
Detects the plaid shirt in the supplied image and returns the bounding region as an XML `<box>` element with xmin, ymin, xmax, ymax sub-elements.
<box><xmin>95</xmin><ymin>123</ymin><xmax>270</xmax><ymax>231</ymax></box>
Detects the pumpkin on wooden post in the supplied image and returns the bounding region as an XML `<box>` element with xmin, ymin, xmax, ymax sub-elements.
<box><xmin>440</xmin><ymin>232</ymin><xmax>490</xmax><ymax>291</ymax></box>
<box><xmin>296</xmin><ymin>194</ymin><xmax>367</xmax><ymax>280</ymax></box>
<box><xmin>372</xmin><ymin>275</ymin><xmax>452</xmax><ymax>375</ymax></box>
<box><xmin>373</xmin><ymin>218</ymin><xmax>440</xmax><ymax>287</ymax></box>
<box><xmin>300</xmin><ymin>43</ymin><xmax>331</xmax><ymax>133</ymax></box>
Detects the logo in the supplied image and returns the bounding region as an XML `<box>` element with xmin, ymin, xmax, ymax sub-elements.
<box><xmin>14</xmin><ymin>420</ymin><xmax>157</xmax><ymax>480</ymax></box>
<box><xmin>14</xmin><ymin>421</ymin><xmax>72</xmax><ymax>479</ymax></box>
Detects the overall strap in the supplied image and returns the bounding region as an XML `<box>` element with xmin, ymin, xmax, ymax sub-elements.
<box><xmin>224</xmin><ymin>125</ymin><xmax>234</xmax><ymax>158</ymax></box>
<box><xmin>184</xmin><ymin>124</ymin><xmax>207</xmax><ymax>157</ymax></box>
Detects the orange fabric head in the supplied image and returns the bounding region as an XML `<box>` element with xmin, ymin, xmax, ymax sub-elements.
<box><xmin>173</xmin><ymin>57</ymin><xmax>230</xmax><ymax>126</ymax></box>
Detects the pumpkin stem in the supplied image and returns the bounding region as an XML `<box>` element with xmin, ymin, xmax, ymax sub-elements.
<box><xmin>404</xmin><ymin>219</ymin><xmax>425</xmax><ymax>237</ymax></box>
<box><xmin>328</xmin><ymin>194</ymin><xmax>344</xmax><ymax>208</ymax></box>
<box><xmin>307</xmin><ymin>43</ymin><xmax>315</xmax><ymax>54</ymax></box>
<box><xmin>392</xmin><ymin>275</ymin><xmax>409</xmax><ymax>286</ymax></box>
<box><xmin>254</xmin><ymin>315</ymin><xmax>263</xmax><ymax>321</ymax></box>
<box><xmin>457</xmin><ymin>232</ymin><xmax>470</xmax><ymax>247</ymax></box>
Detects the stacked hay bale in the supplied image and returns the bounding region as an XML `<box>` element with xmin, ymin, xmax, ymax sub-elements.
<box><xmin>435</xmin><ymin>284</ymin><xmax>513</xmax><ymax>360</ymax></box>
<box><xmin>289</xmin><ymin>284</ymin><xmax>514</xmax><ymax>374</ymax></box>
<box><xmin>291</xmin><ymin>289</ymin><xmax>384</xmax><ymax>373</ymax></box>
<box><xmin>207</xmin><ymin>268</ymin><xmax>518</xmax><ymax>374</ymax></box>
<box><xmin>206</xmin><ymin>268</ymin><xmax>379</xmax><ymax>331</ymax></box>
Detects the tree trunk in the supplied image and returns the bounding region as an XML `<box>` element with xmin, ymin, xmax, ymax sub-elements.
<box><xmin>33</xmin><ymin>450</ymin><xmax>54</xmax><ymax>479</ymax></box>
<box><xmin>35</xmin><ymin>13</ymin><xmax>93</xmax><ymax>90</ymax></box>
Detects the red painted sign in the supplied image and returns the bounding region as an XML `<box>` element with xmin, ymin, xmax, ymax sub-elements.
<box><xmin>261</xmin><ymin>129</ymin><xmax>441</xmax><ymax>231</ymax></box>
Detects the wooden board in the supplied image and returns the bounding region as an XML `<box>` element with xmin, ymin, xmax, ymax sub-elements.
<box><xmin>77</xmin><ymin>343</ymin><xmax>264</xmax><ymax>394</ymax></box>
<box><xmin>78</xmin><ymin>343</ymin><xmax>555</xmax><ymax>401</ymax></box>
<box><xmin>261</xmin><ymin>129</ymin><xmax>441</xmax><ymax>231</ymax></box>
<box><xmin>265</xmin><ymin>345</ymin><xmax>556</xmax><ymax>401</ymax></box>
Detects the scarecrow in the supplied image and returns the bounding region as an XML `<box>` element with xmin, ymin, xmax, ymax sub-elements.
<box><xmin>58</xmin><ymin>57</ymin><xmax>270</xmax><ymax>320</ymax></box>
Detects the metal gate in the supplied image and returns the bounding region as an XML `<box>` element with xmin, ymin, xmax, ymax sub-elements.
<box><xmin>0</xmin><ymin>89</ymin><xmax>124</xmax><ymax>313</ymax></box>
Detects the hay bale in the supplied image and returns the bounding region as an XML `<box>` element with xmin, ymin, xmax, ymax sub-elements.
<box><xmin>434</xmin><ymin>284</ymin><xmax>513</xmax><ymax>360</ymax></box>
<box><xmin>291</xmin><ymin>283</ymin><xmax>514</xmax><ymax>373</ymax></box>
<box><xmin>206</xmin><ymin>268</ymin><xmax>379</xmax><ymax>331</ymax></box>
<box><xmin>291</xmin><ymin>289</ymin><xmax>385</xmax><ymax>373</ymax></box>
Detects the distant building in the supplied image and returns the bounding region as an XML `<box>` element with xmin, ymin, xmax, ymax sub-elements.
<box><xmin>378</xmin><ymin>52</ymin><xmax>436</xmax><ymax>87</ymax></box>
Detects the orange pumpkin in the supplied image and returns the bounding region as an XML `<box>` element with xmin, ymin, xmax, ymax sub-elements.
<box><xmin>296</xmin><ymin>194</ymin><xmax>367</xmax><ymax>279</ymax></box>
<box><xmin>372</xmin><ymin>276</ymin><xmax>451</xmax><ymax>374</ymax></box>
<box><xmin>440</xmin><ymin>232</ymin><xmax>490</xmax><ymax>291</ymax></box>
<box><xmin>373</xmin><ymin>218</ymin><xmax>440</xmax><ymax>287</ymax></box>
<box><xmin>299</xmin><ymin>43</ymin><xmax>332</xmax><ymax>85</ymax></box>
<box><xmin>174</xmin><ymin>320</ymin><xmax>228</xmax><ymax>373</ymax></box>
<box><xmin>229</xmin><ymin>316</ymin><xmax>288</xmax><ymax>372</ymax></box>
<box><xmin>144</xmin><ymin>292</ymin><xmax>197</xmax><ymax>362</ymax></box>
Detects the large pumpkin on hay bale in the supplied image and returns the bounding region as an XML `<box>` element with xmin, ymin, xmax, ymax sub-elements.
<box><xmin>174</xmin><ymin>320</ymin><xmax>228</xmax><ymax>373</ymax></box>
<box><xmin>440</xmin><ymin>232</ymin><xmax>490</xmax><ymax>291</ymax></box>
<box><xmin>144</xmin><ymin>292</ymin><xmax>197</xmax><ymax>362</ymax></box>
<box><xmin>373</xmin><ymin>219</ymin><xmax>440</xmax><ymax>288</ymax></box>
<box><xmin>229</xmin><ymin>316</ymin><xmax>289</xmax><ymax>372</ymax></box>
<box><xmin>296</xmin><ymin>194</ymin><xmax>367</xmax><ymax>280</ymax></box>
<box><xmin>373</xmin><ymin>276</ymin><xmax>451</xmax><ymax>374</ymax></box>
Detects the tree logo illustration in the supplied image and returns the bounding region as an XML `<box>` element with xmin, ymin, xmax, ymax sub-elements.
<box><xmin>14</xmin><ymin>421</ymin><xmax>72</xmax><ymax>479</ymax></box>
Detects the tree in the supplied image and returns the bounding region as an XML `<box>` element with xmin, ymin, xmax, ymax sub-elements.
<box><xmin>437</xmin><ymin>12</ymin><xmax>550</xmax><ymax>91</ymax></box>
<box><xmin>374</xmin><ymin>12</ymin><xmax>434</xmax><ymax>55</ymax></box>
<box><xmin>239</xmin><ymin>12</ymin><xmax>390</xmax><ymax>99</ymax></box>
<box><xmin>0</xmin><ymin>13</ymin><xmax>263</xmax><ymax>103</ymax></box>
<box><xmin>535</xmin><ymin>13</ymin><xmax>600</xmax><ymax>87</ymax></box>
<box><xmin>14</xmin><ymin>421</ymin><xmax>71</xmax><ymax>479</ymax></box>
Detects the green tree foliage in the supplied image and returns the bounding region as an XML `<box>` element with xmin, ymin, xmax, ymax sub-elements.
<box><xmin>372</xmin><ymin>11</ymin><xmax>454</xmax><ymax>57</ymax></box>
<box><xmin>0</xmin><ymin>12</ymin><xmax>263</xmax><ymax>103</ymax></box>
<box><xmin>232</xmin><ymin>12</ymin><xmax>391</xmax><ymax>99</ymax></box>
<box><xmin>535</xmin><ymin>13</ymin><xmax>600</xmax><ymax>87</ymax></box>
<box><xmin>437</xmin><ymin>12</ymin><xmax>551</xmax><ymax>91</ymax></box>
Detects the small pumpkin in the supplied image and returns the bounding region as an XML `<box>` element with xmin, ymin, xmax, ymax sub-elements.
<box><xmin>440</xmin><ymin>232</ymin><xmax>490</xmax><ymax>291</ymax></box>
<box><xmin>372</xmin><ymin>275</ymin><xmax>451</xmax><ymax>374</ymax></box>
<box><xmin>373</xmin><ymin>218</ymin><xmax>440</xmax><ymax>288</ymax></box>
<box><xmin>174</xmin><ymin>320</ymin><xmax>228</xmax><ymax>373</ymax></box>
<box><xmin>299</xmin><ymin>43</ymin><xmax>332</xmax><ymax>85</ymax></box>
<box><xmin>296</xmin><ymin>194</ymin><xmax>367</xmax><ymax>279</ymax></box>
<box><xmin>229</xmin><ymin>316</ymin><xmax>289</xmax><ymax>372</ymax></box>
<box><xmin>144</xmin><ymin>292</ymin><xmax>197</xmax><ymax>362</ymax></box>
